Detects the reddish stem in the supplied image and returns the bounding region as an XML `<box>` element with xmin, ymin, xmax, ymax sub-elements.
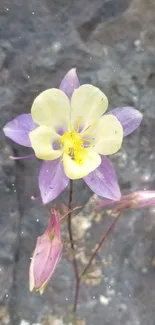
<box><xmin>67</xmin><ymin>180</ymin><xmax>80</xmax><ymax>313</ymax></box>
<box><xmin>67</xmin><ymin>182</ymin><xmax>122</xmax><ymax>315</ymax></box>
<box><xmin>80</xmin><ymin>212</ymin><xmax>121</xmax><ymax>278</ymax></box>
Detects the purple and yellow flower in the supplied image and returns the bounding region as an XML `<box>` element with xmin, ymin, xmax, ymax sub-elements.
<box><xmin>3</xmin><ymin>69</ymin><xmax>142</xmax><ymax>204</ymax></box>
<box><xmin>29</xmin><ymin>208</ymin><xmax>63</xmax><ymax>294</ymax></box>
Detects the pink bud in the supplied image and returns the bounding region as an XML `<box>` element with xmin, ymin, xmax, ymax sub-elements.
<box><xmin>131</xmin><ymin>191</ymin><xmax>155</xmax><ymax>208</ymax></box>
<box><xmin>98</xmin><ymin>191</ymin><xmax>155</xmax><ymax>213</ymax></box>
<box><xmin>29</xmin><ymin>208</ymin><xmax>63</xmax><ymax>294</ymax></box>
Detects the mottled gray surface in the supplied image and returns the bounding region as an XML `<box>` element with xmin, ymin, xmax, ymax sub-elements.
<box><xmin>1</xmin><ymin>0</ymin><xmax>155</xmax><ymax>324</ymax></box>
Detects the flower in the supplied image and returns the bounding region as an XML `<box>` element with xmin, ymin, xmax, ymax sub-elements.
<box><xmin>98</xmin><ymin>191</ymin><xmax>155</xmax><ymax>212</ymax></box>
<box><xmin>3</xmin><ymin>69</ymin><xmax>143</xmax><ymax>204</ymax></box>
<box><xmin>29</xmin><ymin>208</ymin><xmax>63</xmax><ymax>294</ymax></box>
<box><xmin>133</xmin><ymin>191</ymin><xmax>155</xmax><ymax>208</ymax></box>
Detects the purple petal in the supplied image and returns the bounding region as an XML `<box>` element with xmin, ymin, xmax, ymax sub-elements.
<box><xmin>109</xmin><ymin>107</ymin><xmax>143</xmax><ymax>136</ymax></box>
<box><xmin>39</xmin><ymin>159</ymin><xmax>69</xmax><ymax>204</ymax></box>
<box><xmin>59</xmin><ymin>68</ymin><xmax>80</xmax><ymax>98</ymax></box>
<box><xmin>84</xmin><ymin>156</ymin><xmax>121</xmax><ymax>200</ymax></box>
<box><xmin>3</xmin><ymin>113</ymin><xmax>37</xmax><ymax>147</ymax></box>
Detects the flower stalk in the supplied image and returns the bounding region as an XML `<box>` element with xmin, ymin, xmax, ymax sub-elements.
<box><xmin>67</xmin><ymin>180</ymin><xmax>80</xmax><ymax>313</ymax></box>
<box><xmin>67</xmin><ymin>194</ymin><xmax>122</xmax><ymax>314</ymax></box>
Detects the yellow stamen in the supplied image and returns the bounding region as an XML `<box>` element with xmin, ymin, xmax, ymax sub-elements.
<box><xmin>61</xmin><ymin>130</ymin><xmax>86</xmax><ymax>165</ymax></box>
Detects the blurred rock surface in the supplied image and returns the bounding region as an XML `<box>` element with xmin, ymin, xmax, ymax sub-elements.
<box><xmin>1</xmin><ymin>0</ymin><xmax>155</xmax><ymax>324</ymax></box>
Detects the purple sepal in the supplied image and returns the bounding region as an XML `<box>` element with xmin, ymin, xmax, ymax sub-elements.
<box><xmin>3</xmin><ymin>113</ymin><xmax>37</xmax><ymax>147</ymax></box>
<box><xmin>84</xmin><ymin>156</ymin><xmax>121</xmax><ymax>200</ymax></box>
<box><xmin>59</xmin><ymin>68</ymin><xmax>80</xmax><ymax>98</ymax></box>
<box><xmin>39</xmin><ymin>159</ymin><xmax>69</xmax><ymax>204</ymax></box>
<box><xmin>109</xmin><ymin>106</ymin><xmax>143</xmax><ymax>136</ymax></box>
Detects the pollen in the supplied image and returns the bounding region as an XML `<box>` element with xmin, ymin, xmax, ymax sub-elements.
<box><xmin>61</xmin><ymin>130</ymin><xmax>86</xmax><ymax>165</ymax></box>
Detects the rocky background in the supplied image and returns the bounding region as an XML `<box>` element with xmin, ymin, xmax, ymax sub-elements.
<box><xmin>1</xmin><ymin>0</ymin><xmax>155</xmax><ymax>324</ymax></box>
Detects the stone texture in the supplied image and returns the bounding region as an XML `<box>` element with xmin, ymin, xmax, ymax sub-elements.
<box><xmin>0</xmin><ymin>137</ymin><xmax>20</xmax><ymax>324</ymax></box>
<box><xmin>1</xmin><ymin>0</ymin><xmax>155</xmax><ymax>324</ymax></box>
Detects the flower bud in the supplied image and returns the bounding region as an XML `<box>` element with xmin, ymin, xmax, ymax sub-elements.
<box><xmin>131</xmin><ymin>191</ymin><xmax>155</xmax><ymax>208</ymax></box>
<box><xmin>98</xmin><ymin>191</ymin><xmax>155</xmax><ymax>213</ymax></box>
<box><xmin>29</xmin><ymin>208</ymin><xmax>63</xmax><ymax>294</ymax></box>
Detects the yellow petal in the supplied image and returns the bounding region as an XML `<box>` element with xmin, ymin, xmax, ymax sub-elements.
<box><xmin>31</xmin><ymin>89</ymin><xmax>71</xmax><ymax>130</ymax></box>
<box><xmin>29</xmin><ymin>126</ymin><xmax>62</xmax><ymax>160</ymax></box>
<box><xmin>93</xmin><ymin>115</ymin><xmax>123</xmax><ymax>155</ymax></box>
<box><xmin>38</xmin><ymin>283</ymin><xmax>46</xmax><ymax>295</ymax></box>
<box><xmin>71</xmin><ymin>84</ymin><xmax>108</xmax><ymax>130</ymax></box>
<box><xmin>63</xmin><ymin>149</ymin><xmax>101</xmax><ymax>180</ymax></box>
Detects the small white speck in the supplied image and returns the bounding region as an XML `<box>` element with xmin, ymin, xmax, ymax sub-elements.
<box><xmin>121</xmin><ymin>152</ymin><xmax>127</xmax><ymax>161</ymax></box>
<box><xmin>99</xmin><ymin>295</ymin><xmax>111</xmax><ymax>306</ymax></box>
<box><xmin>21</xmin><ymin>231</ymin><xmax>24</xmax><ymax>234</ymax></box>
<box><xmin>0</xmin><ymin>269</ymin><xmax>2</xmax><ymax>272</ymax></box>
<box><xmin>129</xmin><ymin>294</ymin><xmax>131</xmax><ymax>298</ymax></box>
<box><xmin>20</xmin><ymin>321</ymin><xmax>30</xmax><ymax>325</ymax></box>
<box><xmin>134</xmin><ymin>39</ymin><xmax>141</xmax><ymax>48</ymax></box>
<box><xmin>12</xmin><ymin>183</ymin><xmax>14</xmax><ymax>186</ymax></box>
<box><xmin>14</xmin><ymin>189</ymin><xmax>16</xmax><ymax>193</ymax></box>
<box><xmin>32</xmin><ymin>12</ymin><xmax>35</xmax><ymax>15</ymax></box>
<box><xmin>93</xmin><ymin>296</ymin><xmax>96</xmax><ymax>299</ymax></box>
<box><xmin>36</xmin><ymin>219</ymin><xmax>39</xmax><ymax>222</ymax></box>
<box><xmin>52</xmin><ymin>41</ymin><xmax>62</xmax><ymax>52</ymax></box>
<box><xmin>65</xmin><ymin>298</ymin><xmax>68</xmax><ymax>301</ymax></box>
<box><xmin>5</xmin><ymin>294</ymin><xmax>9</xmax><ymax>298</ymax></box>
<box><xmin>140</xmin><ymin>174</ymin><xmax>150</xmax><ymax>183</ymax></box>
<box><xmin>27</xmin><ymin>75</ymin><xmax>30</xmax><ymax>79</ymax></box>
<box><xmin>6</xmin><ymin>8</ymin><xmax>9</xmax><ymax>11</ymax></box>
<box><xmin>141</xmin><ymin>267</ymin><xmax>148</xmax><ymax>274</ymax></box>
<box><xmin>30</xmin><ymin>257</ymin><xmax>33</xmax><ymax>260</ymax></box>
<box><xmin>81</xmin><ymin>219</ymin><xmax>92</xmax><ymax>230</ymax></box>
<box><xmin>19</xmin><ymin>36</ymin><xmax>21</xmax><ymax>39</ymax></box>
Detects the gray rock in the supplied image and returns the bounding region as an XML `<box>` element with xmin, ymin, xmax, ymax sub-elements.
<box><xmin>1</xmin><ymin>0</ymin><xmax>155</xmax><ymax>324</ymax></box>
<box><xmin>0</xmin><ymin>138</ymin><xmax>20</xmax><ymax>324</ymax></box>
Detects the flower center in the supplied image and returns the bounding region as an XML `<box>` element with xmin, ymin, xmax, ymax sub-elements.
<box><xmin>60</xmin><ymin>130</ymin><xmax>86</xmax><ymax>165</ymax></box>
